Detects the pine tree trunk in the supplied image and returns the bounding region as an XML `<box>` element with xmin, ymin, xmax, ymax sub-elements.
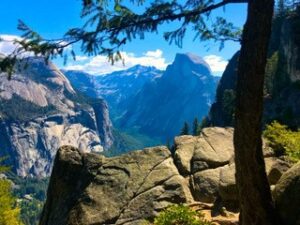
<box><xmin>234</xmin><ymin>0</ymin><xmax>281</xmax><ymax>225</ymax></box>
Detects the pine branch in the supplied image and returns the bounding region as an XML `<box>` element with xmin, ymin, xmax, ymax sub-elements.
<box><xmin>108</xmin><ymin>0</ymin><xmax>248</xmax><ymax>34</ymax></box>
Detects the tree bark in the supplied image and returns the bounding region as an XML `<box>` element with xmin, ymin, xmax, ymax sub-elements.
<box><xmin>234</xmin><ymin>0</ymin><xmax>281</xmax><ymax>225</ymax></box>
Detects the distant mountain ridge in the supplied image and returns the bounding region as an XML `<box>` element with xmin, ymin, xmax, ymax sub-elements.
<box><xmin>65</xmin><ymin>53</ymin><xmax>219</xmax><ymax>142</ymax></box>
<box><xmin>64</xmin><ymin>65</ymin><xmax>163</xmax><ymax>118</ymax></box>
<box><xmin>0</xmin><ymin>57</ymin><xmax>114</xmax><ymax>177</ymax></box>
<box><xmin>119</xmin><ymin>53</ymin><xmax>219</xmax><ymax>140</ymax></box>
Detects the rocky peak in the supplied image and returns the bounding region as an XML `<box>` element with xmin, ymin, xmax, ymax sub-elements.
<box><xmin>169</xmin><ymin>53</ymin><xmax>212</xmax><ymax>78</ymax></box>
<box><xmin>175</xmin><ymin>53</ymin><xmax>208</xmax><ymax>65</ymax></box>
<box><xmin>22</xmin><ymin>57</ymin><xmax>75</xmax><ymax>94</ymax></box>
<box><xmin>119</xmin><ymin>53</ymin><xmax>218</xmax><ymax>140</ymax></box>
<box><xmin>65</xmin><ymin>65</ymin><xmax>163</xmax><ymax>121</ymax></box>
<box><xmin>101</xmin><ymin>64</ymin><xmax>162</xmax><ymax>79</ymax></box>
<box><xmin>125</xmin><ymin>64</ymin><xmax>159</xmax><ymax>75</ymax></box>
<box><xmin>0</xmin><ymin>57</ymin><xmax>76</xmax><ymax>112</ymax></box>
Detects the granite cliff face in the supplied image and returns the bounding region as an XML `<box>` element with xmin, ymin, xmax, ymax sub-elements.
<box><xmin>40</xmin><ymin>127</ymin><xmax>289</xmax><ymax>225</ymax></box>
<box><xmin>0</xmin><ymin>58</ymin><xmax>113</xmax><ymax>177</ymax></box>
<box><xmin>208</xmin><ymin>52</ymin><xmax>239</xmax><ymax>127</ymax></box>
<box><xmin>274</xmin><ymin>161</ymin><xmax>300</xmax><ymax>225</ymax></box>
<box><xmin>40</xmin><ymin>145</ymin><xmax>193</xmax><ymax>225</ymax></box>
<box><xmin>208</xmin><ymin>10</ymin><xmax>300</xmax><ymax>128</ymax></box>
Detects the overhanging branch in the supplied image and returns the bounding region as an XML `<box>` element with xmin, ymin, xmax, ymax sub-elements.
<box><xmin>108</xmin><ymin>0</ymin><xmax>248</xmax><ymax>33</ymax></box>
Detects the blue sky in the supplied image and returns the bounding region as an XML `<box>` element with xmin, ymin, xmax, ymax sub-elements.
<box><xmin>0</xmin><ymin>0</ymin><xmax>247</xmax><ymax>76</ymax></box>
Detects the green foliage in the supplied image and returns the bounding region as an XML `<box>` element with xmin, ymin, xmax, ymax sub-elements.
<box><xmin>63</xmin><ymin>89</ymin><xmax>91</xmax><ymax>108</ymax></box>
<box><xmin>152</xmin><ymin>204</ymin><xmax>211</xmax><ymax>225</ymax></box>
<box><xmin>199</xmin><ymin>117</ymin><xmax>209</xmax><ymax>130</ymax></box>
<box><xmin>166</xmin><ymin>139</ymin><xmax>171</xmax><ymax>151</ymax></box>
<box><xmin>291</xmin><ymin>5</ymin><xmax>300</xmax><ymax>67</ymax></box>
<box><xmin>0</xmin><ymin>56</ymin><xmax>17</xmax><ymax>79</ymax></box>
<box><xmin>106</xmin><ymin>128</ymin><xmax>162</xmax><ymax>156</ymax></box>
<box><xmin>193</xmin><ymin>118</ymin><xmax>201</xmax><ymax>136</ymax></box>
<box><xmin>6</xmin><ymin>173</ymin><xmax>49</xmax><ymax>225</ymax></box>
<box><xmin>0</xmin><ymin>94</ymin><xmax>56</xmax><ymax>122</ymax></box>
<box><xmin>272</xmin><ymin>52</ymin><xmax>290</xmax><ymax>95</ymax></box>
<box><xmin>7</xmin><ymin>174</ymin><xmax>48</xmax><ymax>202</ymax></box>
<box><xmin>165</xmin><ymin>138</ymin><xmax>176</xmax><ymax>155</ymax></box>
<box><xmin>291</xmin><ymin>80</ymin><xmax>300</xmax><ymax>90</ymax></box>
<box><xmin>222</xmin><ymin>89</ymin><xmax>236</xmax><ymax>125</ymax></box>
<box><xmin>180</xmin><ymin>122</ymin><xmax>189</xmax><ymax>135</ymax></box>
<box><xmin>0</xmin><ymin>158</ymin><xmax>9</xmax><ymax>174</ymax></box>
<box><xmin>0</xmin><ymin>180</ymin><xmax>23</xmax><ymax>225</ymax></box>
<box><xmin>0</xmin><ymin>161</ymin><xmax>23</xmax><ymax>225</ymax></box>
<box><xmin>264</xmin><ymin>51</ymin><xmax>279</xmax><ymax>96</ymax></box>
<box><xmin>19</xmin><ymin>199</ymin><xmax>43</xmax><ymax>225</ymax></box>
<box><xmin>263</xmin><ymin>121</ymin><xmax>300</xmax><ymax>161</ymax></box>
<box><xmin>267</xmin><ymin>7</ymin><xmax>298</xmax><ymax>95</ymax></box>
<box><xmin>282</xmin><ymin>106</ymin><xmax>294</xmax><ymax>124</ymax></box>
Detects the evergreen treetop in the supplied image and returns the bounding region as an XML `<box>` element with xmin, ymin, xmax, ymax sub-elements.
<box><xmin>180</xmin><ymin>121</ymin><xmax>190</xmax><ymax>135</ymax></box>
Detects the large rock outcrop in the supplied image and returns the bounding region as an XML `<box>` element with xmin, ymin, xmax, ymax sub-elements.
<box><xmin>40</xmin><ymin>127</ymin><xmax>290</xmax><ymax>225</ymax></box>
<box><xmin>274</xmin><ymin>161</ymin><xmax>300</xmax><ymax>225</ymax></box>
<box><xmin>0</xmin><ymin>57</ymin><xmax>114</xmax><ymax>177</ymax></box>
<box><xmin>40</xmin><ymin>145</ymin><xmax>193</xmax><ymax>225</ymax></box>
<box><xmin>174</xmin><ymin>127</ymin><xmax>290</xmax><ymax>204</ymax></box>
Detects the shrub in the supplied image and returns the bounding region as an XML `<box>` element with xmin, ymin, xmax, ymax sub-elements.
<box><xmin>152</xmin><ymin>204</ymin><xmax>211</xmax><ymax>225</ymax></box>
<box><xmin>0</xmin><ymin>160</ymin><xmax>23</xmax><ymax>225</ymax></box>
<box><xmin>263</xmin><ymin>121</ymin><xmax>300</xmax><ymax>162</ymax></box>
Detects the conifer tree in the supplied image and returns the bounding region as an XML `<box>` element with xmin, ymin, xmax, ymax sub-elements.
<box><xmin>278</xmin><ymin>0</ymin><xmax>286</xmax><ymax>14</ymax></box>
<box><xmin>166</xmin><ymin>138</ymin><xmax>171</xmax><ymax>151</ymax></box>
<box><xmin>200</xmin><ymin>117</ymin><xmax>209</xmax><ymax>130</ymax></box>
<box><xmin>180</xmin><ymin>122</ymin><xmax>189</xmax><ymax>135</ymax></box>
<box><xmin>193</xmin><ymin>118</ymin><xmax>200</xmax><ymax>136</ymax></box>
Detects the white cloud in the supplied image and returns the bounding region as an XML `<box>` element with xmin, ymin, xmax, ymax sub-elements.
<box><xmin>57</xmin><ymin>41</ymin><xmax>73</xmax><ymax>51</ymax></box>
<box><xmin>0</xmin><ymin>34</ymin><xmax>73</xmax><ymax>57</ymax></box>
<box><xmin>75</xmin><ymin>55</ymin><xmax>89</xmax><ymax>61</ymax></box>
<box><xmin>203</xmin><ymin>55</ymin><xmax>228</xmax><ymax>75</ymax></box>
<box><xmin>144</xmin><ymin>49</ymin><xmax>163</xmax><ymax>58</ymax></box>
<box><xmin>0</xmin><ymin>35</ymin><xmax>22</xmax><ymax>55</ymax></box>
<box><xmin>64</xmin><ymin>49</ymin><xmax>169</xmax><ymax>75</ymax></box>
